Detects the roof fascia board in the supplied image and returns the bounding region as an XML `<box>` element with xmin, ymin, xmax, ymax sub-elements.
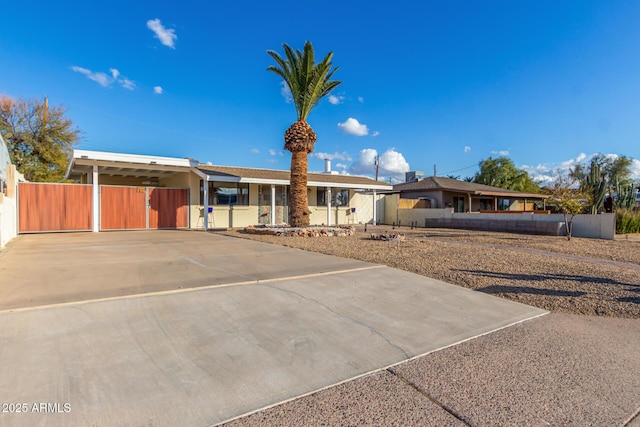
<box><xmin>202</xmin><ymin>174</ymin><xmax>391</xmax><ymax>189</ymax></box>
<box><xmin>473</xmin><ymin>191</ymin><xmax>548</xmax><ymax>198</ymax></box>
<box><xmin>73</xmin><ymin>149</ymin><xmax>192</xmax><ymax>168</ymax></box>
<box><xmin>308</xmin><ymin>181</ymin><xmax>392</xmax><ymax>190</ymax></box>
<box><xmin>74</xmin><ymin>159</ymin><xmax>190</xmax><ymax>173</ymax></box>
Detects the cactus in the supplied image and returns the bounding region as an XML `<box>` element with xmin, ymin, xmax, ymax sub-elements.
<box><xmin>615</xmin><ymin>179</ymin><xmax>636</xmax><ymax>210</ymax></box>
<box><xmin>586</xmin><ymin>161</ymin><xmax>607</xmax><ymax>214</ymax></box>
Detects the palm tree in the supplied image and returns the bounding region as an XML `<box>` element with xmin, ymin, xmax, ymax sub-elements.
<box><xmin>267</xmin><ymin>41</ymin><xmax>341</xmax><ymax>227</ymax></box>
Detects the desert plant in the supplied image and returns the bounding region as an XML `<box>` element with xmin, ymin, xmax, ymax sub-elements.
<box><xmin>585</xmin><ymin>161</ymin><xmax>607</xmax><ymax>214</ymax></box>
<box><xmin>615</xmin><ymin>179</ymin><xmax>637</xmax><ymax>210</ymax></box>
<box><xmin>616</xmin><ymin>209</ymin><xmax>640</xmax><ymax>234</ymax></box>
<box><xmin>549</xmin><ymin>173</ymin><xmax>587</xmax><ymax>241</ymax></box>
<box><xmin>267</xmin><ymin>41</ymin><xmax>341</xmax><ymax>227</ymax></box>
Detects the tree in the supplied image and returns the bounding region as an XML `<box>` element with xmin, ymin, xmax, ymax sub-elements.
<box><xmin>0</xmin><ymin>96</ymin><xmax>79</xmax><ymax>182</ymax></box>
<box><xmin>548</xmin><ymin>173</ymin><xmax>586</xmax><ymax>241</ymax></box>
<box><xmin>474</xmin><ymin>156</ymin><xmax>540</xmax><ymax>193</ymax></box>
<box><xmin>267</xmin><ymin>41</ymin><xmax>341</xmax><ymax>227</ymax></box>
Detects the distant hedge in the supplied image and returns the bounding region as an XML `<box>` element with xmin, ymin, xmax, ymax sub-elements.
<box><xmin>616</xmin><ymin>209</ymin><xmax>640</xmax><ymax>234</ymax></box>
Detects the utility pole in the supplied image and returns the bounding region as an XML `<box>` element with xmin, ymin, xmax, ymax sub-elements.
<box><xmin>43</xmin><ymin>96</ymin><xmax>48</xmax><ymax>123</ymax></box>
<box><xmin>433</xmin><ymin>164</ymin><xmax>437</xmax><ymax>177</ymax></box>
<box><xmin>374</xmin><ymin>156</ymin><xmax>380</xmax><ymax>181</ymax></box>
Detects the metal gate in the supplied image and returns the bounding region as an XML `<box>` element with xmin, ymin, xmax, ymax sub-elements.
<box><xmin>100</xmin><ymin>186</ymin><xmax>189</xmax><ymax>231</ymax></box>
<box><xmin>18</xmin><ymin>183</ymin><xmax>93</xmax><ymax>233</ymax></box>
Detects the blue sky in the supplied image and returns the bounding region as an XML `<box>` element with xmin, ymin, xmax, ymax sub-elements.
<box><xmin>2</xmin><ymin>0</ymin><xmax>639</xmax><ymax>183</ymax></box>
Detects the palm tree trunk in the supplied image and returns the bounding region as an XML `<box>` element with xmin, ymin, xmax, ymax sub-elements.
<box><xmin>289</xmin><ymin>150</ymin><xmax>311</xmax><ymax>227</ymax></box>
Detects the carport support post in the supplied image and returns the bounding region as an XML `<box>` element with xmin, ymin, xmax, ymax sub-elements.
<box><xmin>203</xmin><ymin>181</ymin><xmax>209</xmax><ymax>231</ymax></box>
<box><xmin>92</xmin><ymin>165</ymin><xmax>99</xmax><ymax>232</ymax></box>
<box><xmin>327</xmin><ymin>187</ymin><xmax>332</xmax><ymax>226</ymax></box>
<box><xmin>270</xmin><ymin>184</ymin><xmax>276</xmax><ymax>226</ymax></box>
<box><xmin>372</xmin><ymin>190</ymin><xmax>377</xmax><ymax>225</ymax></box>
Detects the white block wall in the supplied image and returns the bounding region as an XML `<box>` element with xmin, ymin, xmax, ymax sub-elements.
<box><xmin>0</xmin><ymin>194</ymin><xmax>17</xmax><ymax>248</ymax></box>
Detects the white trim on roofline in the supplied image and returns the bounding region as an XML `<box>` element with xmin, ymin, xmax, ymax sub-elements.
<box><xmin>202</xmin><ymin>174</ymin><xmax>391</xmax><ymax>190</ymax></box>
<box><xmin>73</xmin><ymin>150</ymin><xmax>196</xmax><ymax>168</ymax></box>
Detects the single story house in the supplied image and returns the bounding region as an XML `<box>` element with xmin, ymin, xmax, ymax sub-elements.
<box><xmin>391</xmin><ymin>176</ymin><xmax>548</xmax><ymax>213</ymax></box>
<box><xmin>16</xmin><ymin>150</ymin><xmax>391</xmax><ymax>233</ymax></box>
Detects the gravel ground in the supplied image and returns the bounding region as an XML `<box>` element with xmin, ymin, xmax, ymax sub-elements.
<box><xmin>220</xmin><ymin>227</ymin><xmax>640</xmax><ymax>318</ymax></box>
<box><xmin>226</xmin><ymin>313</ymin><xmax>640</xmax><ymax>427</ymax></box>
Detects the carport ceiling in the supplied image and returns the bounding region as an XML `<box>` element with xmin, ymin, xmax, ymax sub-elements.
<box><xmin>70</xmin><ymin>163</ymin><xmax>187</xmax><ymax>180</ymax></box>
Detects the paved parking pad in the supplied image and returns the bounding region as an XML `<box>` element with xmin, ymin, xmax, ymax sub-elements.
<box><xmin>0</xmin><ymin>231</ymin><xmax>370</xmax><ymax>310</ymax></box>
<box><xmin>0</xmin><ymin>232</ymin><xmax>546</xmax><ymax>426</ymax></box>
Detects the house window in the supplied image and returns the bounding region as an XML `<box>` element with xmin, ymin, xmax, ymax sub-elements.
<box><xmin>498</xmin><ymin>198</ymin><xmax>510</xmax><ymax>211</ymax></box>
<box><xmin>200</xmin><ymin>180</ymin><xmax>249</xmax><ymax>206</ymax></box>
<box><xmin>316</xmin><ymin>188</ymin><xmax>349</xmax><ymax>207</ymax></box>
<box><xmin>453</xmin><ymin>196</ymin><xmax>465</xmax><ymax>213</ymax></box>
<box><xmin>479</xmin><ymin>199</ymin><xmax>493</xmax><ymax>210</ymax></box>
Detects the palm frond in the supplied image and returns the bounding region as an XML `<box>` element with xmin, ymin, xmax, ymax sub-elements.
<box><xmin>267</xmin><ymin>41</ymin><xmax>341</xmax><ymax>121</ymax></box>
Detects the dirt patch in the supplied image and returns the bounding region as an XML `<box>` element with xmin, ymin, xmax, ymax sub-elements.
<box><xmin>221</xmin><ymin>227</ymin><xmax>640</xmax><ymax>318</ymax></box>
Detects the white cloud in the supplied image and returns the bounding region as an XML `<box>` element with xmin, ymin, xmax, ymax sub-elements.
<box><xmin>491</xmin><ymin>150</ymin><xmax>510</xmax><ymax>156</ymax></box>
<box><xmin>119</xmin><ymin>78</ymin><xmax>136</xmax><ymax>90</ymax></box>
<box><xmin>358</xmin><ymin>97</ymin><xmax>364</xmax><ymax>103</ymax></box>
<box><xmin>250</xmin><ymin>148</ymin><xmax>260</xmax><ymax>154</ymax></box>
<box><xmin>372</xmin><ymin>131</ymin><xmax>380</xmax><ymax>137</ymax></box>
<box><xmin>312</xmin><ymin>151</ymin><xmax>352</xmax><ymax>161</ymax></box>
<box><xmin>515</xmin><ymin>152</ymin><xmax>640</xmax><ymax>188</ymax></box>
<box><xmin>147</xmin><ymin>18</ymin><xmax>177</xmax><ymax>49</ymax></box>
<box><xmin>631</xmin><ymin>159</ymin><xmax>640</xmax><ymax>180</ymax></box>
<box><xmin>71</xmin><ymin>66</ymin><xmax>110</xmax><ymax>87</ymax></box>
<box><xmin>154</xmin><ymin>86</ymin><xmax>163</xmax><ymax>94</ymax></box>
<box><xmin>338</xmin><ymin>118</ymin><xmax>369</xmax><ymax>136</ymax></box>
<box><xmin>109</xmin><ymin>68</ymin><xmax>135</xmax><ymax>90</ymax></box>
<box><xmin>464</xmin><ymin>146</ymin><xmax>471</xmax><ymax>153</ymax></box>
<box><xmin>328</xmin><ymin>94</ymin><xmax>345</xmax><ymax>105</ymax></box>
<box><xmin>280</xmin><ymin>81</ymin><xmax>293</xmax><ymax>103</ymax></box>
<box><xmin>71</xmin><ymin>66</ymin><xmax>134</xmax><ymax>89</ymax></box>
<box><xmin>334</xmin><ymin>163</ymin><xmax>348</xmax><ymax>173</ymax></box>
<box><xmin>520</xmin><ymin>163</ymin><xmax>555</xmax><ymax>186</ymax></box>
<box><xmin>349</xmin><ymin>148</ymin><xmax>410</xmax><ymax>183</ymax></box>
<box><xmin>269</xmin><ymin>149</ymin><xmax>276</xmax><ymax>156</ymax></box>
<box><xmin>521</xmin><ymin>152</ymin><xmax>594</xmax><ymax>186</ymax></box>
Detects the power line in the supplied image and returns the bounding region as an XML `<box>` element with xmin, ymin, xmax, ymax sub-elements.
<box><xmin>440</xmin><ymin>163</ymin><xmax>479</xmax><ymax>176</ymax></box>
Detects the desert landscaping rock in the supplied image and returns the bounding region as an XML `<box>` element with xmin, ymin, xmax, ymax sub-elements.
<box><xmin>222</xmin><ymin>227</ymin><xmax>640</xmax><ymax>318</ymax></box>
<box><xmin>244</xmin><ymin>225</ymin><xmax>356</xmax><ymax>237</ymax></box>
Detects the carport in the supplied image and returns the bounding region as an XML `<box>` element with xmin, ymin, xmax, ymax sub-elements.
<box><xmin>18</xmin><ymin>150</ymin><xmax>198</xmax><ymax>233</ymax></box>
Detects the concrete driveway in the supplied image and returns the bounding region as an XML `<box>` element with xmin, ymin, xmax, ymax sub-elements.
<box><xmin>0</xmin><ymin>231</ymin><xmax>546</xmax><ymax>426</ymax></box>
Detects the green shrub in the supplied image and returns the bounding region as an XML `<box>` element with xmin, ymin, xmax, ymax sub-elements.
<box><xmin>616</xmin><ymin>209</ymin><xmax>640</xmax><ymax>234</ymax></box>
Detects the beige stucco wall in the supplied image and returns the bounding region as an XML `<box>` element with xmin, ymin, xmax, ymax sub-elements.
<box><xmin>187</xmin><ymin>178</ymin><xmax>390</xmax><ymax>229</ymax></box>
<box><xmin>308</xmin><ymin>189</ymin><xmax>384</xmax><ymax>226</ymax></box>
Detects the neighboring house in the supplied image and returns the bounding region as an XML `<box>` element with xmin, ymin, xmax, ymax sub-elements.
<box><xmin>15</xmin><ymin>150</ymin><xmax>391</xmax><ymax>234</ymax></box>
<box><xmin>392</xmin><ymin>176</ymin><xmax>548</xmax><ymax>212</ymax></box>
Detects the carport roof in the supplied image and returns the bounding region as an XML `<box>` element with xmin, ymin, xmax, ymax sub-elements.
<box><xmin>66</xmin><ymin>150</ymin><xmax>198</xmax><ymax>180</ymax></box>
